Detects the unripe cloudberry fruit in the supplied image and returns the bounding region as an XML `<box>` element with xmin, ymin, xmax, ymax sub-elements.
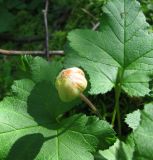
<box><xmin>55</xmin><ymin>67</ymin><xmax>87</xmax><ymax>102</ymax></box>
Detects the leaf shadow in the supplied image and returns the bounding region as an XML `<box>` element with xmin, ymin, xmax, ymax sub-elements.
<box><xmin>6</xmin><ymin>115</ymin><xmax>82</xmax><ymax>160</ymax></box>
<box><xmin>12</xmin><ymin>80</ymin><xmax>83</xmax><ymax>159</ymax></box>
<box><xmin>27</xmin><ymin>81</ymin><xmax>55</xmax><ymax>129</ymax></box>
<box><xmin>6</xmin><ymin>134</ymin><xmax>44</xmax><ymax>160</ymax></box>
<box><xmin>27</xmin><ymin>81</ymin><xmax>77</xmax><ymax>129</ymax></box>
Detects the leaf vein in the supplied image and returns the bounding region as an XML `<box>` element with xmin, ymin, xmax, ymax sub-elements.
<box><xmin>104</xmin><ymin>5</ymin><xmax>123</xmax><ymax>28</ymax></box>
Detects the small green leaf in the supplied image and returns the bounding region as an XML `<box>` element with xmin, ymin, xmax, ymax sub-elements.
<box><xmin>125</xmin><ymin>110</ymin><xmax>141</xmax><ymax>130</ymax></box>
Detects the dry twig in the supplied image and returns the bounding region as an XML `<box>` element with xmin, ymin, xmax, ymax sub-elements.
<box><xmin>43</xmin><ymin>0</ymin><xmax>49</xmax><ymax>60</ymax></box>
<box><xmin>92</xmin><ymin>22</ymin><xmax>100</xmax><ymax>30</ymax></box>
<box><xmin>0</xmin><ymin>49</ymin><xmax>64</xmax><ymax>56</ymax></box>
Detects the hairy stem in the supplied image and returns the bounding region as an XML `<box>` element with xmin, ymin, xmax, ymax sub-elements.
<box><xmin>111</xmin><ymin>85</ymin><xmax>122</xmax><ymax>135</ymax></box>
<box><xmin>111</xmin><ymin>67</ymin><xmax>124</xmax><ymax>135</ymax></box>
<box><xmin>80</xmin><ymin>93</ymin><xmax>102</xmax><ymax>119</ymax></box>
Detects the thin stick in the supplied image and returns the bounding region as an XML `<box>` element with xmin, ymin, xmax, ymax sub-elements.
<box><xmin>92</xmin><ymin>22</ymin><xmax>100</xmax><ymax>31</ymax></box>
<box><xmin>0</xmin><ymin>49</ymin><xmax>64</xmax><ymax>55</ymax></box>
<box><xmin>81</xmin><ymin>8</ymin><xmax>99</xmax><ymax>21</ymax></box>
<box><xmin>43</xmin><ymin>0</ymin><xmax>49</xmax><ymax>60</ymax></box>
<box><xmin>80</xmin><ymin>93</ymin><xmax>102</xmax><ymax>119</ymax></box>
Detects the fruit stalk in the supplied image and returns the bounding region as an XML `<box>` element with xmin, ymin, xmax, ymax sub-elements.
<box><xmin>80</xmin><ymin>93</ymin><xmax>102</xmax><ymax>119</ymax></box>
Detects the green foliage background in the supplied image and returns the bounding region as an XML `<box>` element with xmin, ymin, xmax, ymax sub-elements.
<box><xmin>0</xmin><ymin>0</ymin><xmax>153</xmax><ymax>159</ymax></box>
<box><xmin>0</xmin><ymin>0</ymin><xmax>153</xmax><ymax>127</ymax></box>
<box><xmin>0</xmin><ymin>0</ymin><xmax>106</xmax><ymax>99</ymax></box>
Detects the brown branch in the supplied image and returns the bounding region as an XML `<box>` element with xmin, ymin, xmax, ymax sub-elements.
<box><xmin>43</xmin><ymin>0</ymin><xmax>49</xmax><ymax>60</ymax></box>
<box><xmin>0</xmin><ymin>49</ymin><xmax>64</xmax><ymax>56</ymax></box>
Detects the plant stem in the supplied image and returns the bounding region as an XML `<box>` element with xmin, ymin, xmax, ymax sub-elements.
<box><xmin>111</xmin><ymin>85</ymin><xmax>122</xmax><ymax>135</ymax></box>
<box><xmin>111</xmin><ymin>67</ymin><xmax>124</xmax><ymax>135</ymax></box>
<box><xmin>80</xmin><ymin>93</ymin><xmax>102</xmax><ymax>119</ymax></box>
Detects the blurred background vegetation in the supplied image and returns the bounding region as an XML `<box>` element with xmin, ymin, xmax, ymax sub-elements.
<box><xmin>0</xmin><ymin>0</ymin><xmax>153</xmax><ymax>132</ymax></box>
<box><xmin>0</xmin><ymin>0</ymin><xmax>107</xmax><ymax>99</ymax></box>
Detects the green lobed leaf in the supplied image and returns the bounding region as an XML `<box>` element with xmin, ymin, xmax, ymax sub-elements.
<box><xmin>125</xmin><ymin>103</ymin><xmax>153</xmax><ymax>159</ymax></box>
<box><xmin>64</xmin><ymin>0</ymin><xmax>153</xmax><ymax>96</ymax></box>
<box><xmin>132</xmin><ymin>103</ymin><xmax>153</xmax><ymax>159</ymax></box>
<box><xmin>0</xmin><ymin>82</ymin><xmax>116</xmax><ymax>159</ymax></box>
<box><xmin>0</xmin><ymin>57</ymin><xmax>116</xmax><ymax>159</ymax></box>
